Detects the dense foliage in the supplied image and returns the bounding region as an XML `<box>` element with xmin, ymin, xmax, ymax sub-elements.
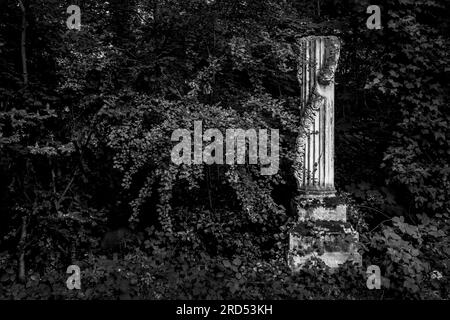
<box><xmin>0</xmin><ymin>0</ymin><xmax>449</xmax><ymax>299</ymax></box>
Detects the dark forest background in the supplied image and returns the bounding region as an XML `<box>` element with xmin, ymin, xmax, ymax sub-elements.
<box><xmin>0</xmin><ymin>0</ymin><xmax>449</xmax><ymax>299</ymax></box>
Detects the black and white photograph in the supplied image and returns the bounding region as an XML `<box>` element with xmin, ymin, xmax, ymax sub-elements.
<box><xmin>0</xmin><ymin>0</ymin><xmax>449</xmax><ymax>308</ymax></box>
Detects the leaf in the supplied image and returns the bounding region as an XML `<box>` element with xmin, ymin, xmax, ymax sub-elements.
<box><xmin>223</xmin><ymin>260</ymin><xmax>232</xmax><ymax>268</ymax></box>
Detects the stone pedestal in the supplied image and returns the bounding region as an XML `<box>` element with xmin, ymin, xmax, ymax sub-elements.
<box><xmin>289</xmin><ymin>36</ymin><xmax>360</xmax><ymax>271</ymax></box>
<box><xmin>289</xmin><ymin>203</ymin><xmax>360</xmax><ymax>270</ymax></box>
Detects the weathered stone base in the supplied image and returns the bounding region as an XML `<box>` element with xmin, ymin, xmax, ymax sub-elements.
<box><xmin>298</xmin><ymin>203</ymin><xmax>347</xmax><ymax>222</ymax></box>
<box><xmin>288</xmin><ymin>204</ymin><xmax>361</xmax><ymax>271</ymax></box>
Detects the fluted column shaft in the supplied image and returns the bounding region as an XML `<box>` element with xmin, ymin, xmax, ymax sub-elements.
<box><xmin>295</xmin><ymin>36</ymin><xmax>340</xmax><ymax>198</ymax></box>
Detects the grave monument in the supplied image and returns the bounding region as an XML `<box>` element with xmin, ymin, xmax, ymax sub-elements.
<box><xmin>289</xmin><ymin>36</ymin><xmax>361</xmax><ymax>270</ymax></box>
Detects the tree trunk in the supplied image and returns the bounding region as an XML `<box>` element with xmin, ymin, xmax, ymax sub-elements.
<box><xmin>17</xmin><ymin>0</ymin><xmax>28</xmax><ymax>283</ymax></box>
<box><xmin>18</xmin><ymin>215</ymin><xmax>27</xmax><ymax>282</ymax></box>
<box><xmin>18</xmin><ymin>0</ymin><xmax>28</xmax><ymax>86</ymax></box>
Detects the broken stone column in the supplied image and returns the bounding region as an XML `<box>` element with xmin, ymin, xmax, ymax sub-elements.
<box><xmin>289</xmin><ymin>36</ymin><xmax>360</xmax><ymax>270</ymax></box>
